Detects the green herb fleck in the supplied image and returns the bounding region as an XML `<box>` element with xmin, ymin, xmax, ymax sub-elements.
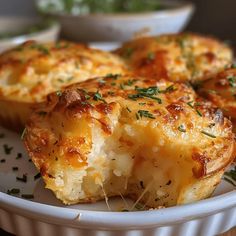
<box><xmin>147</xmin><ymin>52</ymin><xmax>155</xmax><ymax>60</ymax></box>
<box><xmin>12</xmin><ymin>167</ymin><xmax>18</xmax><ymax>171</ymax></box>
<box><xmin>123</xmin><ymin>47</ymin><xmax>134</xmax><ymax>58</ymax></box>
<box><xmin>223</xmin><ymin>166</ymin><xmax>236</xmax><ymax>186</ymax></box>
<box><xmin>93</xmin><ymin>91</ymin><xmax>106</xmax><ymax>103</ymax></box>
<box><xmin>7</xmin><ymin>188</ymin><xmax>20</xmax><ymax>195</ymax></box>
<box><xmin>126</xmin><ymin>107</ymin><xmax>131</xmax><ymax>113</ymax></box>
<box><xmin>16</xmin><ymin>174</ymin><xmax>27</xmax><ymax>183</ymax></box>
<box><xmin>34</xmin><ymin>173</ymin><xmax>41</xmax><ymax>180</ymax></box>
<box><xmin>201</xmin><ymin>130</ymin><xmax>216</xmax><ymax>138</ymax></box>
<box><xmin>120</xmin><ymin>83</ymin><xmax>125</xmax><ymax>90</ymax></box>
<box><xmin>16</xmin><ymin>153</ymin><xmax>22</xmax><ymax>159</ymax></box>
<box><xmin>227</xmin><ymin>75</ymin><xmax>236</xmax><ymax>87</ymax></box>
<box><xmin>196</xmin><ymin>109</ymin><xmax>202</xmax><ymax>117</ymax></box>
<box><xmin>105</xmin><ymin>73</ymin><xmax>121</xmax><ymax>80</ymax></box>
<box><xmin>21</xmin><ymin>194</ymin><xmax>34</xmax><ymax>199</ymax></box>
<box><xmin>178</xmin><ymin>125</ymin><xmax>186</xmax><ymax>133</ymax></box>
<box><xmin>3</xmin><ymin>144</ymin><xmax>13</xmax><ymax>155</ymax></box>
<box><xmin>137</xmin><ymin>110</ymin><xmax>155</xmax><ymax>119</ymax></box>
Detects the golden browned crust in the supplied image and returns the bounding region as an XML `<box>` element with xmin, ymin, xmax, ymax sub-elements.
<box><xmin>0</xmin><ymin>40</ymin><xmax>128</xmax><ymax>131</ymax></box>
<box><xmin>198</xmin><ymin>67</ymin><xmax>236</xmax><ymax>119</ymax></box>
<box><xmin>24</xmin><ymin>75</ymin><xmax>235</xmax><ymax>206</ymax></box>
<box><xmin>115</xmin><ymin>33</ymin><xmax>233</xmax><ymax>83</ymax></box>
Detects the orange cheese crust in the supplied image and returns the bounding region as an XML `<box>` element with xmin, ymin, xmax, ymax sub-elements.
<box><xmin>24</xmin><ymin>75</ymin><xmax>235</xmax><ymax>206</ymax></box>
<box><xmin>115</xmin><ymin>33</ymin><xmax>233</xmax><ymax>83</ymax></box>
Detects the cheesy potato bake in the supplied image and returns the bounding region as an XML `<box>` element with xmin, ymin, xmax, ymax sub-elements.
<box><xmin>115</xmin><ymin>33</ymin><xmax>233</xmax><ymax>83</ymax></box>
<box><xmin>24</xmin><ymin>75</ymin><xmax>235</xmax><ymax>207</ymax></box>
<box><xmin>198</xmin><ymin>66</ymin><xmax>236</xmax><ymax>130</ymax></box>
<box><xmin>0</xmin><ymin>40</ymin><xmax>128</xmax><ymax>131</ymax></box>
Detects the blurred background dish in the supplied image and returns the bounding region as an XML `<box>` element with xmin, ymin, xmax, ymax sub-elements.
<box><xmin>36</xmin><ymin>0</ymin><xmax>194</xmax><ymax>42</ymax></box>
<box><xmin>0</xmin><ymin>17</ymin><xmax>60</xmax><ymax>52</ymax></box>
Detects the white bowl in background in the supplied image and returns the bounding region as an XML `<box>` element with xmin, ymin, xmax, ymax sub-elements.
<box><xmin>0</xmin><ymin>17</ymin><xmax>60</xmax><ymax>53</ymax></box>
<box><xmin>38</xmin><ymin>0</ymin><xmax>194</xmax><ymax>42</ymax></box>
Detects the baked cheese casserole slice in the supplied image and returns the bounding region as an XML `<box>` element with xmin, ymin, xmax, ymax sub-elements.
<box><xmin>24</xmin><ymin>75</ymin><xmax>235</xmax><ymax>207</ymax></box>
<box><xmin>198</xmin><ymin>66</ymin><xmax>236</xmax><ymax>131</ymax></box>
<box><xmin>0</xmin><ymin>40</ymin><xmax>128</xmax><ymax>131</ymax></box>
<box><xmin>115</xmin><ymin>33</ymin><xmax>233</xmax><ymax>83</ymax></box>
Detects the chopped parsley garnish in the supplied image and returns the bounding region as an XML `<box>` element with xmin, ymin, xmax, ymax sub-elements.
<box><xmin>16</xmin><ymin>153</ymin><xmax>22</xmax><ymax>159</ymax></box>
<box><xmin>227</xmin><ymin>75</ymin><xmax>236</xmax><ymax>87</ymax></box>
<box><xmin>120</xmin><ymin>83</ymin><xmax>125</xmax><ymax>90</ymax></box>
<box><xmin>196</xmin><ymin>109</ymin><xmax>203</xmax><ymax>117</ymax></box>
<box><xmin>201</xmin><ymin>130</ymin><xmax>216</xmax><ymax>138</ymax></box>
<box><xmin>16</xmin><ymin>174</ymin><xmax>27</xmax><ymax>183</ymax></box>
<box><xmin>85</xmin><ymin>94</ymin><xmax>91</xmax><ymax>100</ymax></box>
<box><xmin>123</xmin><ymin>47</ymin><xmax>134</xmax><ymax>58</ymax></box>
<box><xmin>111</xmin><ymin>82</ymin><xmax>116</xmax><ymax>86</ymax></box>
<box><xmin>7</xmin><ymin>188</ymin><xmax>20</xmax><ymax>195</ymax></box>
<box><xmin>128</xmin><ymin>86</ymin><xmax>162</xmax><ymax>104</ymax></box>
<box><xmin>34</xmin><ymin>173</ymin><xmax>41</xmax><ymax>180</ymax></box>
<box><xmin>178</xmin><ymin>125</ymin><xmax>186</xmax><ymax>132</ymax></box>
<box><xmin>126</xmin><ymin>107</ymin><xmax>131</xmax><ymax>113</ymax></box>
<box><xmin>93</xmin><ymin>91</ymin><xmax>106</xmax><ymax>103</ymax></box>
<box><xmin>3</xmin><ymin>144</ymin><xmax>13</xmax><ymax>155</ymax></box>
<box><xmin>21</xmin><ymin>194</ymin><xmax>34</xmax><ymax>199</ymax></box>
<box><xmin>232</xmin><ymin>63</ymin><xmax>236</xmax><ymax>69</ymax></box>
<box><xmin>139</xmin><ymin>102</ymin><xmax>146</xmax><ymax>106</ymax></box>
<box><xmin>31</xmin><ymin>44</ymin><xmax>50</xmax><ymax>55</ymax></box>
<box><xmin>105</xmin><ymin>73</ymin><xmax>121</xmax><ymax>80</ymax></box>
<box><xmin>161</xmin><ymin>84</ymin><xmax>177</xmax><ymax>93</ymax></box>
<box><xmin>223</xmin><ymin>166</ymin><xmax>236</xmax><ymax>186</ymax></box>
<box><xmin>187</xmin><ymin>101</ymin><xmax>202</xmax><ymax>116</ymax></box>
<box><xmin>147</xmin><ymin>52</ymin><xmax>155</xmax><ymax>60</ymax></box>
<box><xmin>187</xmin><ymin>101</ymin><xmax>194</xmax><ymax>108</ymax></box>
<box><xmin>136</xmin><ymin>110</ymin><xmax>155</xmax><ymax>119</ymax></box>
<box><xmin>125</xmin><ymin>79</ymin><xmax>135</xmax><ymax>86</ymax></box>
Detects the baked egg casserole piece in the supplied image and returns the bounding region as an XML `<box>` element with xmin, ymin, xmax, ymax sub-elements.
<box><xmin>0</xmin><ymin>40</ymin><xmax>128</xmax><ymax>131</ymax></box>
<box><xmin>24</xmin><ymin>75</ymin><xmax>235</xmax><ymax>207</ymax></box>
<box><xmin>198</xmin><ymin>67</ymin><xmax>236</xmax><ymax>131</ymax></box>
<box><xmin>115</xmin><ymin>33</ymin><xmax>233</xmax><ymax>83</ymax></box>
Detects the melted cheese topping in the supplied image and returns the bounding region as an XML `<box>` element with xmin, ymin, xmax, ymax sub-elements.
<box><xmin>0</xmin><ymin>40</ymin><xmax>128</xmax><ymax>103</ymax></box>
<box><xmin>24</xmin><ymin>75</ymin><xmax>235</xmax><ymax>206</ymax></box>
<box><xmin>199</xmin><ymin>67</ymin><xmax>236</xmax><ymax>119</ymax></box>
<box><xmin>115</xmin><ymin>33</ymin><xmax>233</xmax><ymax>83</ymax></box>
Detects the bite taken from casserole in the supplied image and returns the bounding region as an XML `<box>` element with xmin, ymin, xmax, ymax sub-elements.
<box><xmin>115</xmin><ymin>33</ymin><xmax>233</xmax><ymax>83</ymax></box>
<box><xmin>0</xmin><ymin>40</ymin><xmax>128</xmax><ymax>131</ymax></box>
<box><xmin>24</xmin><ymin>75</ymin><xmax>235</xmax><ymax>208</ymax></box>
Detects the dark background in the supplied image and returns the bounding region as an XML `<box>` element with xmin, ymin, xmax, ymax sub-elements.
<box><xmin>0</xmin><ymin>0</ymin><xmax>235</xmax><ymax>44</ymax></box>
<box><xmin>0</xmin><ymin>0</ymin><xmax>235</xmax><ymax>235</ymax></box>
